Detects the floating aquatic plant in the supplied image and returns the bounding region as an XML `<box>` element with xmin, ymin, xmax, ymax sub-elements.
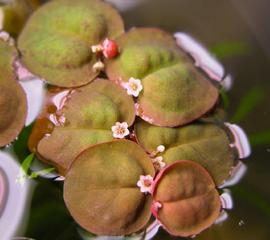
<box><xmin>0</xmin><ymin>0</ymin><xmax>251</xmax><ymax>238</ymax></box>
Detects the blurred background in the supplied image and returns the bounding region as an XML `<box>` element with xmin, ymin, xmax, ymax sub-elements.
<box><xmin>1</xmin><ymin>0</ymin><xmax>270</xmax><ymax>239</ymax></box>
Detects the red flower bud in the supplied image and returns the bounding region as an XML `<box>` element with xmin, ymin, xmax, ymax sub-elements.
<box><xmin>102</xmin><ymin>38</ymin><xmax>119</xmax><ymax>59</ymax></box>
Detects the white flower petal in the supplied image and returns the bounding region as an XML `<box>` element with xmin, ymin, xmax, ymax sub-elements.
<box><xmin>0</xmin><ymin>31</ymin><xmax>14</xmax><ymax>46</ymax></box>
<box><xmin>157</xmin><ymin>145</ymin><xmax>165</xmax><ymax>153</ymax></box>
<box><xmin>124</xmin><ymin>77</ymin><xmax>143</xmax><ymax>97</ymax></box>
<box><xmin>92</xmin><ymin>61</ymin><xmax>104</xmax><ymax>72</ymax></box>
<box><xmin>111</xmin><ymin>122</ymin><xmax>130</xmax><ymax>139</ymax></box>
<box><xmin>137</xmin><ymin>175</ymin><xmax>153</xmax><ymax>193</ymax></box>
<box><xmin>111</xmin><ymin>126</ymin><xmax>117</xmax><ymax>131</ymax></box>
<box><xmin>155</xmin><ymin>156</ymin><xmax>163</xmax><ymax>161</ymax></box>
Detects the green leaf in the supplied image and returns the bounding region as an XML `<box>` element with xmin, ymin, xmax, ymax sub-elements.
<box><xmin>36</xmin><ymin>80</ymin><xmax>135</xmax><ymax>175</ymax></box>
<box><xmin>20</xmin><ymin>153</ymin><xmax>35</xmax><ymax>175</ymax></box>
<box><xmin>249</xmin><ymin>130</ymin><xmax>270</xmax><ymax>146</ymax></box>
<box><xmin>106</xmin><ymin>28</ymin><xmax>219</xmax><ymax>127</ymax></box>
<box><xmin>0</xmin><ymin>0</ymin><xmax>41</xmax><ymax>37</ymax></box>
<box><xmin>0</xmin><ymin>38</ymin><xmax>27</xmax><ymax>147</ymax></box>
<box><xmin>220</xmin><ymin>87</ymin><xmax>230</xmax><ymax>109</ymax></box>
<box><xmin>232</xmin><ymin>87</ymin><xmax>264</xmax><ymax>122</ymax></box>
<box><xmin>64</xmin><ymin>140</ymin><xmax>155</xmax><ymax>236</ymax></box>
<box><xmin>18</xmin><ymin>0</ymin><xmax>124</xmax><ymax>87</ymax></box>
<box><xmin>233</xmin><ymin>185</ymin><xmax>270</xmax><ymax>219</ymax></box>
<box><xmin>30</xmin><ymin>167</ymin><xmax>55</xmax><ymax>179</ymax></box>
<box><xmin>211</xmin><ymin>42</ymin><xmax>251</xmax><ymax>59</ymax></box>
<box><xmin>135</xmin><ymin>120</ymin><xmax>235</xmax><ymax>185</ymax></box>
<box><xmin>13</xmin><ymin>124</ymin><xmax>33</xmax><ymax>161</ymax></box>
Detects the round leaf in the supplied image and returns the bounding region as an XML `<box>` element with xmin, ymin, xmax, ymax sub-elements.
<box><xmin>64</xmin><ymin>140</ymin><xmax>155</xmax><ymax>236</ymax></box>
<box><xmin>0</xmin><ymin>39</ymin><xmax>27</xmax><ymax>147</ymax></box>
<box><xmin>151</xmin><ymin>160</ymin><xmax>221</xmax><ymax>237</ymax></box>
<box><xmin>18</xmin><ymin>0</ymin><xmax>124</xmax><ymax>87</ymax></box>
<box><xmin>0</xmin><ymin>0</ymin><xmax>41</xmax><ymax>37</ymax></box>
<box><xmin>106</xmin><ymin>28</ymin><xmax>219</xmax><ymax>127</ymax></box>
<box><xmin>135</xmin><ymin>120</ymin><xmax>236</xmax><ymax>185</ymax></box>
<box><xmin>36</xmin><ymin>79</ymin><xmax>135</xmax><ymax>175</ymax></box>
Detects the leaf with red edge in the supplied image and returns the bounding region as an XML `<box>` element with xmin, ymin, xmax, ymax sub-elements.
<box><xmin>106</xmin><ymin>28</ymin><xmax>219</xmax><ymax>127</ymax></box>
<box><xmin>35</xmin><ymin>79</ymin><xmax>135</xmax><ymax>175</ymax></box>
<box><xmin>134</xmin><ymin>120</ymin><xmax>236</xmax><ymax>185</ymax></box>
<box><xmin>151</xmin><ymin>160</ymin><xmax>221</xmax><ymax>237</ymax></box>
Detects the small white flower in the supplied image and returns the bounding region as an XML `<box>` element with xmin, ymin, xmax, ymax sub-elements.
<box><xmin>152</xmin><ymin>156</ymin><xmax>166</xmax><ymax>171</ymax></box>
<box><xmin>92</xmin><ymin>60</ymin><xmax>105</xmax><ymax>72</ymax></box>
<box><xmin>111</xmin><ymin>122</ymin><xmax>130</xmax><ymax>139</ymax></box>
<box><xmin>124</xmin><ymin>77</ymin><xmax>143</xmax><ymax>97</ymax></box>
<box><xmin>137</xmin><ymin>175</ymin><xmax>153</xmax><ymax>193</ymax></box>
<box><xmin>0</xmin><ymin>31</ymin><xmax>14</xmax><ymax>46</ymax></box>
<box><xmin>157</xmin><ymin>145</ymin><xmax>165</xmax><ymax>153</ymax></box>
<box><xmin>150</xmin><ymin>145</ymin><xmax>166</xmax><ymax>158</ymax></box>
<box><xmin>91</xmin><ymin>44</ymin><xmax>103</xmax><ymax>53</ymax></box>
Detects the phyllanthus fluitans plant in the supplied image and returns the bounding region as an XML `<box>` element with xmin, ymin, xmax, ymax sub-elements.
<box><xmin>0</xmin><ymin>0</ymin><xmax>251</xmax><ymax>238</ymax></box>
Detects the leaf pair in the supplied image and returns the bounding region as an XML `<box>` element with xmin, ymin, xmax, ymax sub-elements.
<box><xmin>135</xmin><ymin>120</ymin><xmax>236</xmax><ymax>186</ymax></box>
<box><xmin>63</xmin><ymin>140</ymin><xmax>221</xmax><ymax>237</ymax></box>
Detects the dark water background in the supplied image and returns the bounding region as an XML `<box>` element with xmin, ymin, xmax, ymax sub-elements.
<box><xmin>10</xmin><ymin>0</ymin><xmax>270</xmax><ymax>239</ymax></box>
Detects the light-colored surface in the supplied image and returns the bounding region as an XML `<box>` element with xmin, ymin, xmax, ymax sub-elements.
<box><xmin>0</xmin><ymin>168</ymin><xmax>7</xmax><ymax>214</ymax></box>
<box><xmin>106</xmin><ymin>0</ymin><xmax>148</xmax><ymax>11</ymax></box>
<box><xmin>220</xmin><ymin>190</ymin><xmax>234</xmax><ymax>210</ymax></box>
<box><xmin>174</xmin><ymin>32</ymin><xmax>225</xmax><ymax>81</ymax></box>
<box><xmin>226</xmin><ymin>123</ymin><xmax>251</xmax><ymax>159</ymax></box>
<box><xmin>215</xmin><ymin>210</ymin><xmax>228</xmax><ymax>225</ymax></box>
<box><xmin>0</xmin><ymin>151</ymin><xmax>33</xmax><ymax>240</ymax></box>
<box><xmin>19</xmin><ymin>78</ymin><xmax>46</xmax><ymax>126</ymax></box>
<box><xmin>0</xmin><ymin>8</ymin><xmax>3</xmax><ymax>30</ymax></box>
<box><xmin>219</xmin><ymin>161</ymin><xmax>247</xmax><ymax>188</ymax></box>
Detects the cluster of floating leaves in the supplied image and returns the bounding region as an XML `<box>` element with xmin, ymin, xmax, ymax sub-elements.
<box><xmin>0</xmin><ymin>0</ymin><xmax>251</xmax><ymax>238</ymax></box>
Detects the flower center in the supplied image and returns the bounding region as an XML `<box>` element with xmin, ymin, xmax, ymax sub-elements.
<box><xmin>144</xmin><ymin>179</ymin><xmax>152</xmax><ymax>187</ymax></box>
<box><xmin>116</xmin><ymin>127</ymin><xmax>125</xmax><ymax>135</ymax></box>
<box><xmin>130</xmin><ymin>83</ymin><xmax>138</xmax><ymax>91</ymax></box>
